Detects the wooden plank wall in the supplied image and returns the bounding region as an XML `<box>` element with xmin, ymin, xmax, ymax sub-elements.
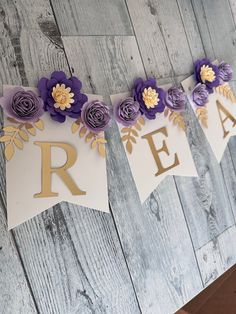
<box><xmin>0</xmin><ymin>0</ymin><xmax>236</xmax><ymax>313</ymax></box>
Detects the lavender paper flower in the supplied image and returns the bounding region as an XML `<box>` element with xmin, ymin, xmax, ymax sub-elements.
<box><xmin>218</xmin><ymin>61</ymin><xmax>233</xmax><ymax>83</ymax></box>
<box><xmin>165</xmin><ymin>87</ymin><xmax>186</xmax><ymax>111</ymax></box>
<box><xmin>114</xmin><ymin>97</ymin><xmax>140</xmax><ymax>126</ymax></box>
<box><xmin>192</xmin><ymin>83</ymin><xmax>209</xmax><ymax>107</ymax></box>
<box><xmin>0</xmin><ymin>87</ymin><xmax>44</xmax><ymax>123</ymax></box>
<box><xmin>38</xmin><ymin>71</ymin><xmax>88</xmax><ymax>123</ymax></box>
<box><xmin>81</xmin><ymin>100</ymin><xmax>111</xmax><ymax>133</ymax></box>
<box><xmin>133</xmin><ymin>77</ymin><xmax>165</xmax><ymax>120</ymax></box>
<box><xmin>194</xmin><ymin>58</ymin><xmax>220</xmax><ymax>93</ymax></box>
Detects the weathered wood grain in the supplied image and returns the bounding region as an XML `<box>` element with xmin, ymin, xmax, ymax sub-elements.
<box><xmin>0</xmin><ymin>199</ymin><xmax>37</xmax><ymax>313</ymax></box>
<box><xmin>50</xmin><ymin>0</ymin><xmax>133</xmax><ymax>36</ymax></box>
<box><xmin>196</xmin><ymin>225</ymin><xmax>236</xmax><ymax>287</ymax></box>
<box><xmin>63</xmin><ymin>35</ymin><xmax>203</xmax><ymax>314</ymax></box>
<box><xmin>0</xmin><ymin>1</ymin><xmax>141</xmax><ymax>313</ymax></box>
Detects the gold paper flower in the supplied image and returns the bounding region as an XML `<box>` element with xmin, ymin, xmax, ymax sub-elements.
<box><xmin>142</xmin><ymin>87</ymin><xmax>159</xmax><ymax>108</ymax></box>
<box><xmin>52</xmin><ymin>83</ymin><xmax>75</xmax><ymax>110</ymax></box>
<box><xmin>200</xmin><ymin>65</ymin><xmax>216</xmax><ymax>83</ymax></box>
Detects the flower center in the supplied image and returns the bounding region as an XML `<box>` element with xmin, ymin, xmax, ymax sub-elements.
<box><xmin>142</xmin><ymin>87</ymin><xmax>159</xmax><ymax>109</ymax></box>
<box><xmin>200</xmin><ymin>65</ymin><xmax>216</xmax><ymax>83</ymax></box>
<box><xmin>52</xmin><ymin>83</ymin><xmax>75</xmax><ymax>111</ymax></box>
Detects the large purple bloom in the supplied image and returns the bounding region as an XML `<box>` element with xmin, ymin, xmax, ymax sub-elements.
<box><xmin>194</xmin><ymin>58</ymin><xmax>220</xmax><ymax>93</ymax></box>
<box><xmin>133</xmin><ymin>78</ymin><xmax>165</xmax><ymax>120</ymax></box>
<box><xmin>0</xmin><ymin>87</ymin><xmax>44</xmax><ymax>123</ymax></box>
<box><xmin>114</xmin><ymin>97</ymin><xmax>140</xmax><ymax>126</ymax></box>
<box><xmin>81</xmin><ymin>100</ymin><xmax>111</xmax><ymax>133</ymax></box>
<box><xmin>38</xmin><ymin>71</ymin><xmax>88</xmax><ymax>123</ymax></box>
<box><xmin>165</xmin><ymin>87</ymin><xmax>186</xmax><ymax>111</ymax></box>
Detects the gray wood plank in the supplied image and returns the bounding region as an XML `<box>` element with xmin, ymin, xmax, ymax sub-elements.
<box><xmin>126</xmin><ymin>0</ymin><xmax>235</xmax><ymax>250</ymax></box>
<box><xmin>196</xmin><ymin>225</ymin><xmax>236</xmax><ymax>287</ymax></box>
<box><xmin>0</xmin><ymin>198</ymin><xmax>37</xmax><ymax>313</ymax></box>
<box><xmin>0</xmin><ymin>1</ymin><xmax>141</xmax><ymax>313</ymax></box>
<box><xmin>63</xmin><ymin>35</ymin><xmax>203</xmax><ymax>314</ymax></box>
<box><xmin>50</xmin><ymin>0</ymin><xmax>133</xmax><ymax>36</ymax></box>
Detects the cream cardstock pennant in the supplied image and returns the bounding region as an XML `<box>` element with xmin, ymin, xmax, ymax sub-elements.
<box><xmin>182</xmin><ymin>76</ymin><xmax>236</xmax><ymax>162</ymax></box>
<box><xmin>110</xmin><ymin>92</ymin><xmax>198</xmax><ymax>203</ymax></box>
<box><xmin>2</xmin><ymin>86</ymin><xmax>109</xmax><ymax>229</ymax></box>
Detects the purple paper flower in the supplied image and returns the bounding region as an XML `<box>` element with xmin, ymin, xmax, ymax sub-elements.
<box><xmin>192</xmin><ymin>83</ymin><xmax>209</xmax><ymax>107</ymax></box>
<box><xmin>81</xmin><ymin>100</ymin><xmax>111</xmax><ymax>133</ymax></box>
<box><xmin>194</xmin><ymin>58</ymin><xmax>220</xmax><ymax>93</ymax></box>
<box><xmin>133</xmin><ymin>77</ymin><xmax>165</xmax><ymax>119</ymax></box>
<box><xmin>165</xmin><ymin>87</ymin><xmax>186</xmax><ymax>111</ymax></box>
<box><xmin>114</xmin><ymin>97</ymin><xmax>140</xmax><ymax>126</ymax></box>
<box><xmin>0</xmin><ymin>87</ymin><xmax>44</xmax><ymax>123</ymax></box>
<box><xmin>38</xmin><ymin>71</ymin><xmax>88</xmax><ymax>123</ymax></box>
<box><xmin>218</xmin><ymin>61</ymin><xmax>233</xmax><ymax>83</ymax></box>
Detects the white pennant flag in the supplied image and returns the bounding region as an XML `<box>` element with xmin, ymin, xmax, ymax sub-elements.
<box><xmin>1</xmin><ymin>86</ymin><xmax>109</xmax><ymax>229</ymax></box>
<box><xmin>110</xmin><ymin>92</ymin><xmax>198</xmax><ymax>203</ymax></box>
<box><xmin>182</xmin><ymin>76</ymin><xmax>236</xmax><ymax>162</ymax></box>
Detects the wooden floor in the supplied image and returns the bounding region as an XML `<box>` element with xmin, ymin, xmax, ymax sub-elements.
<box><xmin>0</xmin><ymin>0</ymin><xmax>236</xmax><ymax>313</ymax></box>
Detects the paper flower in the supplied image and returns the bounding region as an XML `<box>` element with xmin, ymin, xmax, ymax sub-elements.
<box><xmin>164</xmin><ymin>87</ymin><xmax>186</xmax><ymax>111</ymax></box>
<box><xmin>81</xmin><ymin>100</ymin><xmax>111</xmax><ymax>133</ymax></box>
<box><xmin>218</xmin><ymin>61</ymin><xmax>233</xmax><ymax>83</ymax></box>
<box><xmin>114</xmin><ymin>97</ymin><xmax>140</xmax><ymax>126</ymax></box>
<box><xmin>38</xmin><ymin>71</ymin><xmax>88</xmax><ymax>123</ymax></box>
<box><xmin>192</xmin><ymin>83</ymin><xmax>209</xmax><ymax>107</ymax></box>
<box><xmin>133</xmin><ymin>78</ymin><xmax>165</xmax><ymax>119</ymax></box>
<box><xmin>0</xmin><ymin>87</ymin><xmax>44</xmax><ymax>122</ymax></box>
<box><xmin>194</xmin><ymin>58</ymin><xmax>220</xmax><ymax>93</ymax></box>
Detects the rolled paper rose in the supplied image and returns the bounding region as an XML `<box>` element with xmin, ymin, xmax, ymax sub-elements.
<box><xmin>218</xmin><ymin>61</ymin><xmax>233</xmax><ymax>83</ymax></box>
<box><xmin>194</xmin><ymin>58</ymin><xmax>220</xmax><ymax>93</ymax></box>
<box><xmin>81</xmin><ymin>100</ymin><xmax>111</xmax><ymax>133</ymax></box>
<box><xmin>192</xmin><ymin>83</ymin><xmax>209</xmax><ymax>107</ymax></box>
<box><xmin>133</xmin><ymin>77</ymin><xmax>165</xmax><ymax>120</ymax></box>
<box><xmin>114</xmin><ymin>97</ymin><xmax>140</xmax><ymax>126</ymax></box>
<box><xmin>165</xmin><ymin>87</ymin><xmax>186</xmax><ymax>111</ymax></box>
<box><xmin>0</xmin><ymin>87</ymin><xmax>44</xmax><ymax>122</ymax></box>
<box><xmin>38</xmin><ymin>71</ymin><xmax>88</xmax><ymax>123</ymax></box>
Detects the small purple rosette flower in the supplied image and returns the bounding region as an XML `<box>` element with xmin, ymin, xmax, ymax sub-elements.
<box><xmin>38</xmin><ymin>71</ymin><xmax>88</xmax><ymax>123</ymax></box>
<box><xmin>194</xmin><ymin>58</ymin><xmax>220</xmax><ymax>93</ymax></box>
<box><xmin>218</xmin><ymin>61</ymin><xmax>233</xmax><ymax>83</ymax></box>
<box><xmin>81</xmin><ymin>100</ymin><xmax>111</xmax><ymax>133</ymax></box>
<box><xmin>0</xmin><ymin>87</ymin><xmax>44</xmax><ymax>122</ymax></box>
<box><xmin>133</xmin><ymin>77</ymin><xmax>165</xmax><ymax>120</ymax></box>
<box><xmin>192</xmin><ymin>83</ymin><xmax>209</xmax><ymax>107</ymax></box>
<box><xmin>114</xmin><ymin>97</ymin><xmax>140</xmax><ymax>126</ymax></box>
<box><xmin>165</xmin><ymin>87</ymin><xmax>186</xmax><ymax>112</ymax></box>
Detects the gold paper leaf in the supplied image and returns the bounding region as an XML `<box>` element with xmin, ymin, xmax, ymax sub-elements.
<box><xmin>0</xmin><ymin>135</ymin><xmax>11</xmax><ymax>142</ymax></box>
<box><xmin>79</xmin><ymin>126</ymin><xmax>87</xmax><ymax>138</ymax></box>
<box><xmin>134</xmin><ymin>122</ymin><xmax>141</xmax><ymax>131</ymax></box>
<box><xmin>130</xmin><ymin>128</ymin><xmax>138</xmax><ymax>137</ymax></box>
<box><xmin>196</xmin><ymin>107</ymin><xmax>208</xmax><ymax>128</ymax></box>
<box><xmin>164</xmin><ymin>108</ymin><xmax>169</xmax><ymax>117</ymax></box>
<box><xmin>138</xmin><ymin>116</ymin><xmax>145</xmax><ymax>125</ymax></box>
<box><xmin>71</xmin><ymin>120</ymin><xmax>80</xmax><ymax>133</ymax></box>
<box><xmin>5</xmin><ymin>143</ymin><xmax>14</xmax><ymax>161</ymax></box>
<box><xmin>13</xmin><ymin>138</ymin><xmax>23</xmax><ymax>149</ymax></box>
<box><xmin>96</xmin><ymin>137</ymin><xmax>107</xmax><ymax>144</ymax></box>
<box><xmin>85</xmin><ymin>132</ymin><xmax>94</xmax><ymax>142</ymax></box>
<box><xmin>126</xmin><ymin>141</ymin><xmax>132</xmax><ymax>154</ymax></box>
<box><xmin>121</xmin><ymin>127</ymin><xmax>131</xmax><ymax>133</ymax></box>
<box><xmin>121</xmin><ymin>135</ymin><xmax>129</xmax><ymax>142</ymax></box>
<box><xmin>129</xmin><ymin>136</ymin><xmax>136</xmax><ymax>143</ymax></box>
<box><xmin>7</xmin><ymin>117</ymin><xmax>18</xmax><ymax>124</ymax></box>
<box><xmin>19</xmin><ymin>129</ymin><xmax>29</xmax><ymax>141</ymax></box>
<box><xmin>34</xmin><ymin>119</ymin><xmax>44</xmax><ymax>130</ymax></box>
<box><xmin>216</xmin><ymin>84</ymin><xmax>236</xmax><ymax>103</ymax></box>
<box><xmin>98</xmin><ymin>143</ymin><xmax>106</xmax><ymax>157</ymax></box>
<box><xmin>25</xmin><ymin>123</ymin><xmax>36</xmax><ymax>136</ymax></box>
<box><xmin>91</xmin><ymin>140</ymin><xmax>98</xmax><ymax>149</ymax></box>
<box><xmin>3</xmin><ymin>126</ymin><xmax>17</xmax><ymax>132</ymax></box>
